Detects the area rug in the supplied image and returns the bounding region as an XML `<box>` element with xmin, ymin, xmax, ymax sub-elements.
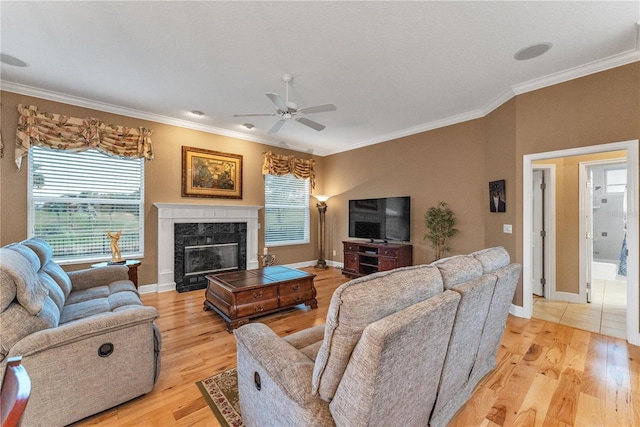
<box><xmin>196</xmin><ymin>367</ymin><xmax>244</xmax><ymax>427</ymax></box>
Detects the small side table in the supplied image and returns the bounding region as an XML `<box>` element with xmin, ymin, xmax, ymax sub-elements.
<box><xmin>91</xmin><ymin>259</ymin><xmax>141</xmax><ymax>288</ymax></box>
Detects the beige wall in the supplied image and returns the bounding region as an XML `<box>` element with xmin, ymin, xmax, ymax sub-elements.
<box><xmin>0</xmin><ymin>92</ymin><xmax>320</xmax><ymax>285</ymax></box>
<box><xmin>323</xmin><ymin>118</ymin><xmax>487</xmax><ymax>265</ymax></box>
<box><xmin>484</xmin><ymin>99</ymin><xmax>520</xmax><ymax>302</ymax></box>
<box><xmin>1</xmin><ymin>63</ymin><xmax>638</xmax><ymax>322</ymax></box>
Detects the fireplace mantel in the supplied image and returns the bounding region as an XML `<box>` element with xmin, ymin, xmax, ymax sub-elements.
<box><xmin>154</xmin><ymin>203</ymin><xmax>262</xmax><ymax>292</ymax></box>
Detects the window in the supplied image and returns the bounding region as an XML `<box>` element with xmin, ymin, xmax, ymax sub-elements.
<box><xmin>605</xmin><ymin>168</ymin><xmax>626</xmax><ymax>193</ymax></box>
<box><xmin>28</xmin><ymin>146</ymin><xmax>144</xmax><ymax>263</ymax></box>
<box><xmin>264</xmin><ymin>174</ymin><xmax>310</xmax><ymax>246</ymax></box>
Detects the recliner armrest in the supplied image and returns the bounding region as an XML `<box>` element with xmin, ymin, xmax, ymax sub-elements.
<box><xmin>67</xmin><ymin>266</ymin><xmax>130</xmax><ymax>291</ymax></box>
<box><xmin>7</xmin><ymin>306</ymin><xmax>158</xmax><ymax>358</ymax></box>
<box><xmin>235</xmin><ymin>323</ymin><xmax>316</xmax><ymax>405</ymax></box>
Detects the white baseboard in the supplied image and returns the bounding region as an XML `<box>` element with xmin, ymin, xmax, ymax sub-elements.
<box><xmin>551</xmin><ymin>291</ymin><xmax>583</xmax><ymax>304</ymax></box>
<box><xmin>510</xmin><ymin>303</ymin><xmax>527</xmax><ymax>318</ymax></box>
<box><xmin>138</xmin><ymin>282</ymin><xmax>176</xmax><ymax>294</ymax></box>
<box><xmin>286</xmin><ymin>259</ymin><xmax>343</xmax><ymax>269</ymax></box>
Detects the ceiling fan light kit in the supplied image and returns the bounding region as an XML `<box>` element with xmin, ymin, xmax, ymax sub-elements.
<box><xmin>234</xmin><ymin>74</ymin><xmax>337</xmax><ymax>134</ymax></box>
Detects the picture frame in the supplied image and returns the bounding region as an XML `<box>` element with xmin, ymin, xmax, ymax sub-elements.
<box><xmin>182</xmin><ymin>146</ymin><xmax>243</xmax><ymax>199</ymax></box>
<box><xmin>489</xmin><ymin>179</ymin><xmax>506</xmax><ymax>212</ymax></box>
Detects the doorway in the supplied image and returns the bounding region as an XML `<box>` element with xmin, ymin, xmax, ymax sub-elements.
<box><xmin>522</xmin><ymin>140</ymin><xmax>639</xmax><ymax>345</ymax></box>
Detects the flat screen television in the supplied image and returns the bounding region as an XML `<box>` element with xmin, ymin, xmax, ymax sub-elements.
<box><xmin>348</xmin><ymin>196</ymin><xmax>411</xmax><ymax>242</ymax></box>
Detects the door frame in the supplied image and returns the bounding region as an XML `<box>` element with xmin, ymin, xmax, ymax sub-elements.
<box><xmin>522</xmin><ymin>140</ymin><xmax>639</xmax><ymax>345</ymax></box>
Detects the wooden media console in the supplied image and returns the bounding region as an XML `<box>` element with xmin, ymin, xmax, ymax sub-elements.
<box><xmin>342</xmin><ymin>240</ymin><xmax>413</xmax><ymax>278</ymax></box>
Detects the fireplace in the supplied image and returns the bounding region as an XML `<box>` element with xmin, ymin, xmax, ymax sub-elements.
<box><xmin>184</xmin><ymin>243</ymin><xmax>239</xmax><ymax>276</ymax></box>
<box><xmin>154</xmin><ymin>203</ymin><xmax>262</xmax><ymax>293</ymax></box>
<box><xmin>174</xmin><ymin>222</ymin><xmax>246</xmax><ymax>292</ymax></box>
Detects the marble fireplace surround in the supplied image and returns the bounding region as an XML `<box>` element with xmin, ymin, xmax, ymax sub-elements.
<box><xmin>154</xmin><ymin>203</ymin><xmax>262</xmax><ymax>292</ymax></box>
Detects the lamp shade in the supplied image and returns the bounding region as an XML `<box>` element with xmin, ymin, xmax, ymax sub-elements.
<box><xmin>313</xmin><ymin>195</ymin><xmax>330</xmax><ymax>202</ymax></box>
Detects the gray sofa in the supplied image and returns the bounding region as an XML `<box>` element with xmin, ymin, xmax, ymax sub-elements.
<box><xmin>0</xmin><ymin>238</ymin><xmax>161</xmax><ymax>426</ymax></box>
<box><xmin>235</xmin><ymin>246</ymin><xmax>521</xmax><ymax>427</ymax></box>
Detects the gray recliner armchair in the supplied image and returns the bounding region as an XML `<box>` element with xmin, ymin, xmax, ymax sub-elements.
<box><xmin>0</xmin><ymin>238</ymin><xmax>161</xmax><ymax>426</ymax></box>
<box><xmin>235</xmin><ymin>264</ymin><xmax>459</xmax><ymax>427</ymax></box>
<box><xmin>234</xmin><ymin>247</ymin><xmax>520</xmax><ymax>427</ymax></box>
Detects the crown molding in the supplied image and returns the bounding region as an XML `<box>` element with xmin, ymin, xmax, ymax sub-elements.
<box><xmin>511</xmin><ymin>49</ymin><xmax>640</xmax><ymax>96</ymax></box>
<box><xmin>2</xmin><ymin>48</ymin><xmax>639</xmax><ymax>158</ymax></box>
<box><xmin>0</xmin><ymin>80</ymin><xmax>279</xmax><ymax>145</ymax></box>
<box><xmin>323</xmin><ymin>50</ymin><xmax>640</xmax><ymax>156</ymax></box>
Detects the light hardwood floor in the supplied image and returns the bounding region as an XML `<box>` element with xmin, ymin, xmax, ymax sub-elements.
<box><xmin>75</xmin><ymin>267</ymin><xmax>640</xmax><ymax>426</ymax></box>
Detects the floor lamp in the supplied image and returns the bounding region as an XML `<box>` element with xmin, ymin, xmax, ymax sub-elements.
<box><xmin>313</xmin><ymin>195</ymin><xmax>330</xmax><ymax>269</ymax></box>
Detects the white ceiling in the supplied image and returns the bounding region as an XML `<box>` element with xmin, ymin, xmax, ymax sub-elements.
<box><xmin>1</xmin><ymin>1</ymin><xmax>639</xmax><ymax>156</ymax></box>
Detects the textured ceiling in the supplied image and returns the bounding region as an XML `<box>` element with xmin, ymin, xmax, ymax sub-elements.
<box><xmin>1</xmin><ymin>1</ymin><xmax>639</xmax><ymax>156</ymax></box>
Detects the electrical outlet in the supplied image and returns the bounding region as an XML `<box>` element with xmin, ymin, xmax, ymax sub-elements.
<box><xmin>333</xmin><ymin>250</ymin><xmax>336</xmax><ymax>256</ymax></box>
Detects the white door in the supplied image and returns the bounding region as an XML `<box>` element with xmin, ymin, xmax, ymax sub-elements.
<box><xmin>585</xmin><ymin>168</ymin><xmax>594</xmax><ymax>303</ymax></box>
<box><xmin>532</xmin><ymin>170</ymin><xmax>545</xmax><ymax>296</ymax></box>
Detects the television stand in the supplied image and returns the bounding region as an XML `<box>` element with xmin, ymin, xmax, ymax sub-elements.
<box><xmin>342</xmin><ymin>241</ymin><xmax>413</xmax><ymax>278</ymax></box>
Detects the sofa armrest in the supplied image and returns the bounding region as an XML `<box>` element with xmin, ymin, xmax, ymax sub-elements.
<box><xmin>7</xmin><ymin>306</ymin><xmax>158</xmax><ymax>357</ymax></box>
<box><xmin>67</xmin><ymin>266</ymin><xmax>130</xmax><ymax>291</ymax></box>
<box><xmin>235</xmin><ymin>323</ymin><xmax>316</xmax><ymax>405</ymax></box>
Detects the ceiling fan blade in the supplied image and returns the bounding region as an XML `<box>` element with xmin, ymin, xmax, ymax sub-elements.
<box><xmin>266</xmin><ymin>93</ymin><xmax>288</xmax><ymax>111</ymax></box>
<box><xmin>268</xmin><ymin>119</ymin><xmax>286</xmax><ymax>134</ymax></box>
<box><xmin>233</xmin><ymin>113</ymin><xmax>276</xmax><ymax>117</ymax></box>
<box><xmin>298</xmin><ymin>104</ymin><xmax>337</xmax><ymax>114</ymax></box>
<box><xmin>296</xmin><ymin>117</ymin><xmax>325</xmax><ymax>131</ymax></box>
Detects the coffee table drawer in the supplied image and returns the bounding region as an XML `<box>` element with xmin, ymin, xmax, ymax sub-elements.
<box><xmin>279</xmin><ymin>279</ymin><xmax>313</xmax><ymax>296</ymax></box>
<box><xmin>280</xmin><ymin>290</ymin><xmax>314</xmax><ymax>306</ymax></box>
<box><xmin>235</xmin><ymin>286</ymin><xmax>278</xmax><ymax>305</ymax></box>
<box><xmin>236</xmin><ymin>299</ymin><xmax>279</xmax><ymax>318</ymax></box>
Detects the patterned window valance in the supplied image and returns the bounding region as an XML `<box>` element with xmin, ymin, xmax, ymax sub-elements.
<box><xmin>262</xmin><ymin>151</ymin><xmax>315</xmax><ymax>191</ymax></box>
<box><xmin>14</xmin><ymin>104</ymin><xmax>154</xmax><ymax>170</ymax></box>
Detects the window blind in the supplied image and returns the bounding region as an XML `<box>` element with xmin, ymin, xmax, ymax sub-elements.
<box><xmin>264</xmin><ymin>174</ymin><xmax>310</xmax><ymax>246</ymax></box>
<box><xmin>28</xmin><ymin>146</ymin><xmax>144</xmax><ymax>262</ymax></box>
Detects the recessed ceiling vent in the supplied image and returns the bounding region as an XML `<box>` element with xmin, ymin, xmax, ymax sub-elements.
<box><xmin>0</xmin><ymin>53</ymin><xmax>28</xmax><ymax>67</ymax></box>
<box><xmin>514</xmin><ymin>43</ymin><xmax>552</xmax><ymax>61</ymax></box>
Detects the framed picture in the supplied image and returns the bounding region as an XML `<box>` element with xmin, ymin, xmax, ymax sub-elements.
<box><xmin>489</xmin><ymin>179</ymin><xmax>506</xmax><ymax>212</ymax></box>
<box><xmin>182</xmin><ymin>146</ymin><xmax>243</xmax><ymax>199</ymax></box>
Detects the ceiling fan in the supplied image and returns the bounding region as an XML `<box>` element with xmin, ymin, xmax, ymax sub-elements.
<box><xmin>234</xmin><ymin>74</ymin><xmax>337</xmax><ymax>134</ymax></box>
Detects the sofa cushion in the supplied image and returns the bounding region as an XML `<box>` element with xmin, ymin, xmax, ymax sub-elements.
<box><xmin>472</xmin><ymin>246</ymin><xmax>510</xmax><ymax>273</ymax></box>
<box><xmin>431</xmin><ymin>255</ymin><xmax>483</xmax><ymax>287</ymax></box>
<box><xmin>284</xmin><ymin>324</ymin><xmax>325</xmax><ymax>361</ymax></box>
<box><xmin>38</xmin><ymin>272</ymin><xmax>66</xmax><ymax>313</ymax></box>
<box><xmin>1</xmin><ymin>247</ymin><xmax>49</xmax><ymax>315</ymax></box>
<box><xmin>0</xmin><ymin>297</ymin><xmax>60</xmax><ymax>361</ymax></box>
<box><xmin>23</xmin><ymin>238</ymin><xmax>72</xmax><ymax>299</ymax></box>
<box><xmin>0</xmin><ymin>270</ymin><xmax>17</xmax><ymax>312</ymax></box>
<box><xmin>312</xmin><ymin>264</ymin><xmax>444</xmax><ymax>402</ymax></box>
<box><xmin>60</xmin><ymin>283</ymin><xmax>141</xmax><ymax>324</ymax></box>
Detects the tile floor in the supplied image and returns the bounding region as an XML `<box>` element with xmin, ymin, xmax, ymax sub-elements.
<box><xmin>532</xmin><ymin>263</ymin><xmax>627</xmax><ymax>339</ymax></box>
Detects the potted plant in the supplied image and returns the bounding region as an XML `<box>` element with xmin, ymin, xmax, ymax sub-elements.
<box><xmin>424</xmin><ymin>201</ymin><xmax>459</xmax><ymax>260</ymax></box>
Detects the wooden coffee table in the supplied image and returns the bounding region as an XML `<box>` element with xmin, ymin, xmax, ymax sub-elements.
<box><xmin>204</xmin><ymin>266</ymin><xmax>317</xmax><ymax>332</ymax></box>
